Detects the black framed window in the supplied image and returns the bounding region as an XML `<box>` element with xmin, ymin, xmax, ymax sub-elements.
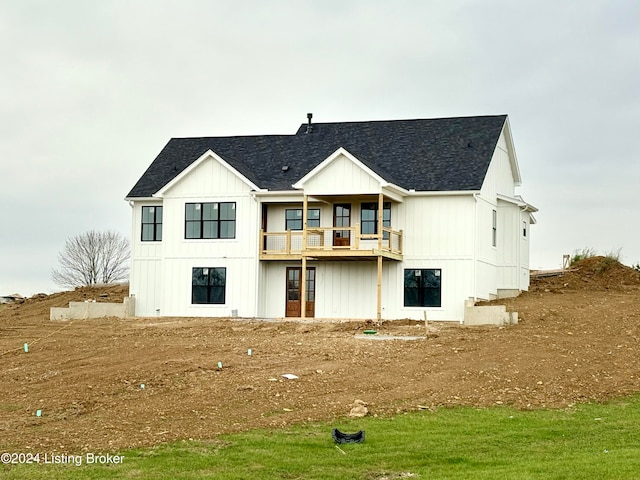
<box><xmin>492</xmin><ymin>210</ymin><xmax>497</xmax><ymax>247</ymax></box>
<box><xmin>361</xmin><ymin>202</ymin><xmax>391</xmax><ymax>236</ymax></box>
<box><xmin>404</xmin><ymin>269</ymin><xmax>441</xmax><ymax>307</ymax></box>
<box><xmin>285</xmin><ymin>208</ymin><xmax>320</xmax><ymax>230</ymax></box>
<box><xmin>523</xmin><ymin>221</ymin><xmax>527</xmax><ymax>238</ymax></box>
<box><xmin>185</xmin><ymin>202</ymin><xmax>236</xmax><ymax>239</ymax></box>
<box><xmin>141</xmin><ymin>206</ymin><xmax>163</xmax><ymax>241</ymax></box>
<box><xmin>192</xmin><ymin>267</ymin><xmax>226</xmax><ymax>304</ymax></box>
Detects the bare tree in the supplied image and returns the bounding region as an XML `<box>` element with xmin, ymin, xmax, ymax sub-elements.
<box><xmin>52</xmin><ymin>230</ymin><xmax>130</xmax><ymax>288</ymax></box>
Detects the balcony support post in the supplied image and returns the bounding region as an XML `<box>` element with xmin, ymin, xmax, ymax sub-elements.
<box><xmin>300</xmin><ymin>195</ymin><xmax>308</xmax><ymax>319</ymax></box>
<box><xmin>377</xmin><ymin>254</ymin><xmax>382</xmax><ymax>321</ymax></box>
<box><xmin>378</xmin><ymin>193</ymin><xmax>383</xmax><ymax>250</ymax></box>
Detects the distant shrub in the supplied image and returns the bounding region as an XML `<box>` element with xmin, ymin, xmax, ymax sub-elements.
<box><xmin>604</xmin><ymin>248</ymin><xmax>622</xmax><ymax>262</ymax></box>
<box><xmin>595</xmin><ymin>256</ymin><xmax>618</xmax><ymax>274</ymax></box>
<box><xmin>570</xmin><ymin>247</ymin><xmax>598</xmax><ymax>266</ymax></box>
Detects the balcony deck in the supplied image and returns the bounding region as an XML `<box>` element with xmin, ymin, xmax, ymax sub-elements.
<box><xmin>259</xmin><ymin>225</ymin><xmax>403</xmax><ymax>261</ymax></box>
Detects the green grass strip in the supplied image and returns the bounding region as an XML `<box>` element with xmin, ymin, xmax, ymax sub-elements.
<box><xmin>4</xmin><ymin>395</ymin><xmax>640</xmax><ymax>479</ymax></box>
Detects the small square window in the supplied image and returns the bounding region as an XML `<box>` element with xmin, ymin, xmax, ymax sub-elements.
<box><xmin>192</xmin><ymin>267</ymin><xmax>226</xmax><ymax>304</ymax></box>
<box><xmin>404</xmin><ymin>269</ymin><xmax>441</xmax><ymax>307</ymax></box>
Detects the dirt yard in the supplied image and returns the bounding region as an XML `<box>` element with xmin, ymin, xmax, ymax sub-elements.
<box><xmin>1</xmin><ymin>256</ymin><xmax>640</xmax><ymax>452</ymax></box>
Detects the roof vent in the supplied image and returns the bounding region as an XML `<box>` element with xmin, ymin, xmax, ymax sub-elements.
<box><xmin>282</xmin><ymin>165</ymin><xmax>289</xmax><ymax>172</ymax></box>
<box><xmin>305</xmin><ymin>113</ymin><xmax>313</xmax><ymax>134</ymax></box>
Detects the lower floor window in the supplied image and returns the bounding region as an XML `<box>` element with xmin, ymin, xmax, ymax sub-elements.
<box><xmin>404</xmin><ymin>268</ymin><xmax>441</xmax><ymax>307</ymax></box>
<box><xmin>192</xmin><ymin>267</ymin><xmax>226</xmax><ymax>304</ymax></box>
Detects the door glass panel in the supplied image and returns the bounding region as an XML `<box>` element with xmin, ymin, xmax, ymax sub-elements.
<box><xmin>287</xmin><ymin>269</ymin><xmax>300</xmax><ymax>301</ymax></box>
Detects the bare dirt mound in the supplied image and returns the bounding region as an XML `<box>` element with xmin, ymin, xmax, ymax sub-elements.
<box><xmin>531</xmin><ymin>256</ymin><xmax>640</xmax><ymax>293</ymax></box>
<box><xmin>1</xmin><ymin>273</ymin><xmax>639</xmax><ymax>452</ymax></box>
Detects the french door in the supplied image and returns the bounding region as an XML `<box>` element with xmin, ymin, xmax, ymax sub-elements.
<box><xmin>285</xmin><ymin>267</ymin><xmax>316</xmax><ymax>317</ymax></box>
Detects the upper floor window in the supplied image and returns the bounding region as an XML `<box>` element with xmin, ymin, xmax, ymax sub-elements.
<box><xmin>523</xmin><ymin>221</ymin><xmax>528</xmax><ymax>238</ymax></box>
<box><xmin>361</xmin><ymin>202</ymin><xmax>391</xmax><ymax>235</ymax></box>
<box><xmin>185</xmin><ymin>202</ymin><xmax>236</xmax><ymax>239</ymax></box>
<box><xmin>404</xmin><ymin>268</ymin><xmax>442</xmax><ymax>307</ymax></box>
<box><xmin>285</xmin><ymin>208</ymin><xmax>320</xmax><ymax>231</ymax></box>
<box><xmin>141</xmin><ymin>206</ymin><xmax>163</xmax><ymax>241</ymax></box>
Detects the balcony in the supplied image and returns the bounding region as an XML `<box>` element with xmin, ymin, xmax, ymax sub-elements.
<box><xmin>259</xmin><ymin>224</ymin><xmax>403</xmax><ymax>261</ymax></box>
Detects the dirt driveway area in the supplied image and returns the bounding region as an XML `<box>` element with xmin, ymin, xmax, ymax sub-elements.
<box><xmin>1</xmin><ymin>257</ymin><xmax>639</xmax><ymax>452</ymax></box>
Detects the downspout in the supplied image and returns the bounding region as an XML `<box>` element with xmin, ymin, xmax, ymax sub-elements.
<box><xmin>127</xmin><ymin>200</ymin><xmax>136</xmax><ymax>316</ymax></box>
<box><xmin>250</xmin><ymin>192</ymin><xmax>261</xmax><ymax>318</ymax></box>
<box><xmin>471</xmin><ymin>193</ymin><xmax>479</xmax><ymax>319</ymax></box>
<box><xmin>518</xmin><ymin>205</ymin><xmax>528</xmax><ymax>291</ymax></box>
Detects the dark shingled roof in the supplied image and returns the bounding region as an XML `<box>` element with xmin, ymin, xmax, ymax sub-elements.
<box><xmin>126</xmin><ymin>115</ymin><xmax>508</xmax><ymax>198</ymax></box>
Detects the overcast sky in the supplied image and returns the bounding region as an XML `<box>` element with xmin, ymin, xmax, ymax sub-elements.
<box><xmin>1</xmin><ymin>0</ymin><xmax>638</xmax><ymax>296</ymax></box>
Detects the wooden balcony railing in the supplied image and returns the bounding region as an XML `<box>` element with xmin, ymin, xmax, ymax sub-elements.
<box><xmin>259</xmin><ymin>224</ymin><xmax>402</xmax><ymax>258</ymax></box>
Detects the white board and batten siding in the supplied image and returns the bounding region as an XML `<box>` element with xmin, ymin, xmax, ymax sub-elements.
<box><xmin>130</xmin><ymin>127</ymin><xmax>533</xmax><ymax>322</ymax></box>
<box><xmin>473</xmin><ymin>128</ymin><xmax>524</xmax><ymax>300</ymax></box>
<box><xmin>260</xmin><ymin>262</ymin><xmax>379</xmax><ymax>319</ymax></box>
<box><xmin>300</xmin><ymin>152</ymin><xmax>384</xmax><ymax>196</ymax></box>
<box><xmin>398</xmin><ymin>194</ymin><xmax>477</xmax><ymax>321</ymax></box>
<box><xmin>131</xmin><ymin>154</ymin><xmax>260</xmax><ymax>317</ymax></box>
<box><xmin>496</xmin><ymin>202</ymin><xmax>531</xmax><ymax>292</ymax></box>
<box><xmin>129</xmin><ymin>200</ymin><xmax>163</xmax><ymax>316</ymax></box>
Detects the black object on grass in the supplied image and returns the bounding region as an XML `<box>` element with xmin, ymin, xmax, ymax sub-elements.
<box><xmin>332</xmin><ymin>428</ymin><xmax>365</xmax><ymax>444</ymax></box>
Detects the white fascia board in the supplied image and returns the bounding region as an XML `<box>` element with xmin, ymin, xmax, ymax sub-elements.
<box><xmin>502</xmin><ymin>117</ymin><xmax>522</xmax><ymax>186</ymax></box>
<box><xmin>252</xmin><ymin>190</ymin><xmax>300</xmax><ymax>197</ymax></box>
<box><xmin>497</xmin><ymin>193</ymin><xmax>538</xmax><ymax>212</ymax></box>
<box><xmin>292</xmin><ymin>147</ymin><xmax>389</xmax><ymax>189</ymax></box>
<box><xmin>381</xmin><ymin>185</ymin><xmax>406</xmax><ymax>203</ymax></box>
<box><xmin>124</xmin><ymin>196</ymin><xmax>159</xmax><ymax>202</ymax></box>
<box><xmin>252</xmin><ymin>191</ymin><xmax>332</xmax><ymax>204</ymax></box>
<box><xmin>407</xmin><ymin>190</ymin><xmax>479</xmax><ymax>197</ymax></box>
<box><xmin>154</xmin><ymin>149</ymin><xmax>265</xmax><ymax>197</ymax></box>
<box><xmin>252</xmin><ymin>191</ymin><xmax>303</xmax><ymax>203</ymax></box>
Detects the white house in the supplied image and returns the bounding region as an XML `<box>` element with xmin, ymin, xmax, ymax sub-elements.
<box><xmin>125</xmin><ymin>114</ymin><xmax>536</xmax><ymax>322</ymax></box>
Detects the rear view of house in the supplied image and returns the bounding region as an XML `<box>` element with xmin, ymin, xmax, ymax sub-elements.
<box><xmin>126</xmin><ymin>114</ymin><xmax>536</xmax><ymax>322</ymax></box>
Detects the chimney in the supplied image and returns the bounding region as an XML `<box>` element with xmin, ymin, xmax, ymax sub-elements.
<box><xmin>305</xmin><ymin>113</ymin><xmax>313</xmax><ymax>134</ymax></box>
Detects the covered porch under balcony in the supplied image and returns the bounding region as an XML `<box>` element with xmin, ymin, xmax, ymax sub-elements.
<box><xmin>258</xmin><ymin>192</ymin><xmax>403</xmax><ymax>321</ymax></box>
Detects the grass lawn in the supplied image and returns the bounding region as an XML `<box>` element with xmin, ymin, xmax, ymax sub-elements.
<box><xmin>4</xmin><ymin>395</ymin><xmax>640</xmax><ymax>479</ymax></box>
